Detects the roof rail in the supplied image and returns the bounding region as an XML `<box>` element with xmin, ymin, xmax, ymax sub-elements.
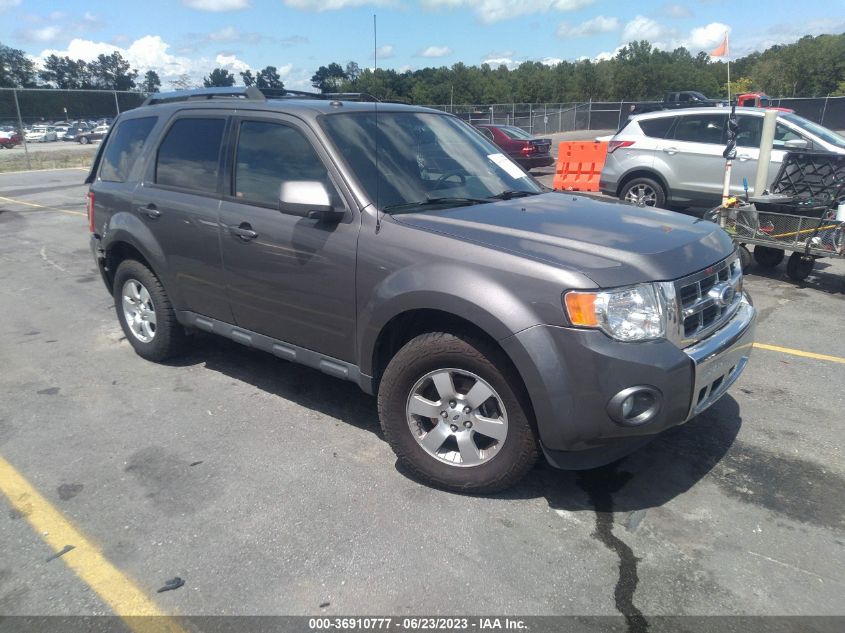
<box><xmin>142</xmin><ymin>86</ymin><xmax>265</xmax><ymax>106</ymax></box>
<box><xmin>260</xmin><ymin>88</ymin><xmax>381</xmax><ymax>102</ymax></box>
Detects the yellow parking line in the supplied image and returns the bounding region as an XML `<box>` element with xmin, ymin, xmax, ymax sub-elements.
<box><xmin>0</xmin><ymin>194</ymin><xmax>86</xmax><ymax>217</ymax></box>
<box><xmin>754</xmin><ymin>343</ymin><xmax>845</xmax><ymax>365</ymax></box>
<box><xmin>0</xmin><ymin>456</ymin><xmax>186</xmax><ymax>633</ymax></box>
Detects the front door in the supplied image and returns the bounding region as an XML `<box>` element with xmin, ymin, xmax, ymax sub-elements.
<box><xmin>658</xmin><ymin>112</ymin><xmax>727</xmax><ymax>205</ymax></box>
<box><xmin>218</xmin><ymin>115</ymin><xmax>359</xmax><ymax>363</ymax></box>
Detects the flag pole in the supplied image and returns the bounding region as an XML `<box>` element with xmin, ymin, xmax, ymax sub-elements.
<box><xmin>726</xmin><ymin>32</ymin><xmax>731</xmax><ymax>103</ymax></box>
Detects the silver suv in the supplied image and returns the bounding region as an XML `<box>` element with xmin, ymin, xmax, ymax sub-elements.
<box><xmin>600</xmin><ymin>107</ymin><xmax>845</xmax><ymax>209</ymax></box>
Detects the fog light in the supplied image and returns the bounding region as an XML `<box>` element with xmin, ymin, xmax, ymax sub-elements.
<box><xmin>607</xmin><ymin>386</ymin><xmax>662</xmax><ymax>427</ymax></box>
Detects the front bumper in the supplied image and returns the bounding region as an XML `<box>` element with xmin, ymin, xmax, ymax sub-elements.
<box><xmin>501</xmin><ymin>293</ymin><xmax>756</xmax><ymax>469</ymax></box>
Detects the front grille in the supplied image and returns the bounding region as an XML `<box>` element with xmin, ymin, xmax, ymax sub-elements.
<box><xmin>666</xmin><ymin>254</ymin><xmax>743</xmax><ymax>347</ymax></box>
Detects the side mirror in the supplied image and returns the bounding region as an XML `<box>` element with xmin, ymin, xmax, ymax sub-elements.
<box><xmin>279</xmin><ymin>181</ymin><xmax>344</xmax><ymax>222</ymax></box>
<box><xmin>784</xmin><ymin>138</ymin><xmax>809</xmax><ymax>150</ymax></box>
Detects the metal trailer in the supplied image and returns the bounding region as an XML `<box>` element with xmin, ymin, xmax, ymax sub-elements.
<box><xmin>710</xmin><ymin>151</ymin><xmax>845</xmax><ymax>282</ymax></box>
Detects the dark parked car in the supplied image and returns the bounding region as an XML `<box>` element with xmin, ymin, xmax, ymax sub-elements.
<box><xmin>77</xmin><ymin>124</ymin><xmax>110</xmax><ymax>144</ymax></box>
<box><xmin>87</xmin><ymin>87</ymin><xmax>755</xmax><ymax>493</ymax></box>
<box><xmin>474</xmin><ymin>123</ymin><xmax>554</xmax><ymax>170</ymax></box>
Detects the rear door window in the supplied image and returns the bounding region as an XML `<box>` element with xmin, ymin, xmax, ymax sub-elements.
<box><xmin>155</xmin><ymin>118</ymin><xmax>226</xmax><ymax>192</ymax></box>
<box><xmin>673</xmin><ymin>114</ymin><xmax>726</xmax><ymax>144</ymax></box>
<box><xmin>100</xmin><ymin>117</ymin><xmax>157</xmax><ymax>182</ymax></box>
<box><xmin>735</xmin><ymin>115</ymin><xmax>763</xmax><ymax>148</ymax></box>
<box><xmin>639</xmin><ymin>117</ymin><xmax>676</xmax><ymax>138</ymax></box>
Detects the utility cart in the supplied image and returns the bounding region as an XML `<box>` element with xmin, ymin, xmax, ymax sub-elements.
<box><xmin>709</xmin><ymin>151</ymin><xmax>845</xmax><ymax>281</ymax></box>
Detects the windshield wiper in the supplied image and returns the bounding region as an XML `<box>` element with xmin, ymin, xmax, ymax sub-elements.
<box><xmin>488</xmin><ymin>190</ymin><xmax>539</xmax><ymax>200</ymax></box>
<box><xmin>382</xmin><ymin>196</ymin><xmax>491</xmax><ymax>214</ymax></box>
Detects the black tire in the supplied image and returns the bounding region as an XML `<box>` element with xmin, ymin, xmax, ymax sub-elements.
<box><xmin>113</xmin><ymin>260</ymin><xmax>186</xmax><ymax>362</ymax></box>
<box><xmin>738</xmin><ymin>244</ymin><xmax>752</xmax><ymax>273</ymax></box>
<box><xmin>79</xmin><ymin>136</ymin><xmax>90</xmax><ymax>144</ymax></box>
<box><xmin>753</xmin><ymin>245</ymin><xmax>785</xmax><ymax>268</ymax></box>
<box><xmin>377</xmin><ymin>332</ymin><xmax>538</xmax><ymax>494</ymax></box>
<box><xmin>786</xmin><ymin>252</ymin><xmax>814</xmax><ymax>282</ymax></box>
<box><xmin>619</xmin><ymin>177</ymin><xmax>667</xmax><ymax>209</ymax></box>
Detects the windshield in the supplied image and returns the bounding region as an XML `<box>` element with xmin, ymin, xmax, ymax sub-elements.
<box><xmin>782</xmin><ymin>113</ymin><xmax>845</xmax><ymax>148</ymax></box>
<box><xmin>320</xmin><ymin>111</ymin><xmax>542</xmax><ymax>213</ymax></box>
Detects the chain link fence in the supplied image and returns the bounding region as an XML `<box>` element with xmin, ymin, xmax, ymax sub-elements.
<box><xmin>426</xmin><ymin>96</ymin><xmax>845</xmax><ymax>135</ymax></box>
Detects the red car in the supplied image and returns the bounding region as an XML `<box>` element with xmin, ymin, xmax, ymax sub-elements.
<box><xmin>474</xmin><ymin>124</ymin><xmax>554</xmax><ymax>170</ymax></box>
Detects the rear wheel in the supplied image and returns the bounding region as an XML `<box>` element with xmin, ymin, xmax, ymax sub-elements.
<box><xmin>753</xmin><ymin>245</ymin><xmax>785</xmax><ymax>268</ymax></box>
<box><xmin>786</xmin><ymin>252</ymin><xmax>814</xmax><ymax>282</ymax></box>
<box><xmin>113</xmin><ymin>260</ymin><xmax>186</xmax><ymax>361</ymax></box>
<box><xmin>378</xmin><ymin>332</ymin><xmax>538</xmax><ymax>494</ymax></box>
<box><xmin>620</xmin><ymin>177</ymin><xmax>666</xmax><ymax>209</ymax></box>
<box><xmin>79</xmin><ymin>136</ymin><xmax>90</xmax><ymax>145</ymax></box>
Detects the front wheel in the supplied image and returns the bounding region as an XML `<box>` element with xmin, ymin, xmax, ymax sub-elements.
<box><xmin>79</xmin><ymin>136</ymin><xmax>90</xmax><ymax>144</ymax></box>
<box><xmin>378</xmin><ymin>332</ymin><xmax>538</xmax><ymax>494</ymax></box>
<box><xmin>620</xmin><ymin>177</ymin><xmax>666</xmax><ymax>209</ymax></box>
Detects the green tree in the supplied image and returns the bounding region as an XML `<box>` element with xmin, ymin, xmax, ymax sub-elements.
<box><xmin>240</xmin><ymin>69</ymin><xmax>255</xmax><ymax>86</ymax></box>
<box><xmin>203</xmin><ymin>68</ymin><xmax>236</xmax><ymax>87</ymax></box>
<box><xmin>90</xmin><ymin>52</ymin><xmax>137</xmax><ymax>90</ymax></box>
<box><xmin>311</xmin><ymin>62</ymin><xmax>346</xmax><ymax>92</ymax></box>
<box><xmin>256</xmin><ymin>66</ymin><xmax>284</xmax><ymax>91</ymax></box>
<box><xmin>0</xmin><ymin>43</ymin><xmax>37</xmax><ymax>87</ymax></box>
<box><xmin>141</xmin><ymin>70</ymin><xmax>161</xmax><ymax>93</ymax></box>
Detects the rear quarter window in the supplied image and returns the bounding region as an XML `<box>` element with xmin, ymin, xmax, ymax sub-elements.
<box><xmin>639</xmin><ymin>117</ymin><xmax>676</xmax><ymax>138</ymax></box>
<box><xmin>99</xmin><ymin>117</ymin><xmax>157</xmax><ymax>183</ymax></box>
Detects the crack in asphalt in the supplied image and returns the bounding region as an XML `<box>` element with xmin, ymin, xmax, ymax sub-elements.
<box><xmin>577</xmin><ymin>464</ymin><xmax>648</xmax><ymax>633</ymax></box>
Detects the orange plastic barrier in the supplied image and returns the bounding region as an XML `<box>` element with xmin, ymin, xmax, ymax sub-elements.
<box><xmin>552</xmin><ymin>141</ymin><xmax>608</xmax><ymax>192</ymax></box>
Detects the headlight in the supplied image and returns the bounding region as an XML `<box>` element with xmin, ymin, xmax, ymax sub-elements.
<box><xmin>564</xmin><ymin>283</ymin><xmax>665</xmax><ymax>342</ymax></box>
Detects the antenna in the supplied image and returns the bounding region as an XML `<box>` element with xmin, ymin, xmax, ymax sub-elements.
<box><xmin>374</xmin><ymin>13</ymin><xmax>382</xmax><ymax>234</ymax></box>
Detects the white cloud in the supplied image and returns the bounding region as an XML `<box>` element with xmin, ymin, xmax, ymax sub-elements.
<box><xmin>208</xmin><ymin>26</ymin><xmax>239</xmax><ymax>42</ymax></box>
<box><xmin>377</xmin><ymin>44</ymin><xmax>394</xmax><ymax>59</ymax></box>
<box><xmin>482</xmin><ymin>56</ymin><xmax>517</xmax><ymax>69</ymax></box>
<box><xmin>283</xmin><ymin>0</ymin><xmax>393</xmax><ymax>10</ymax></box>
<box><xmin>36</xmin><ymin>36</ymin><xmax>251</xmax><ymax>87</ymax></box>
<box><xmin>621</xmin><ymin>15</ymin><xmax>671</xmax><ymax>43</ymax></box>
<box><xmin>421</xmin><ymin>0</ymin><xmax>594</xmax><ymax>24</ymax></box>
<box><xmin>23</xmin><ymin>26</ymin><xmax>62</xmax><ymax>42</ymax></box>
<box><xmin>556</xmin><ymin>15</ymin><xmax>619</xmax><ymax>38</ymax></box>
<box><xmin>540</xmin><ymin>56</ymin><xmax>564</xmax><ymax>66</ymax></box>
<box><xmin>182</xmin><ymin>0</ymin><xmax>251</xmax><ymax>10</ymax></box>
<box><xmin>0</xmin><ymin>0</ymin><xmax>21</xmax><ymax>12</ymax></box>
<box><xmin>661</xmin><ymin>3</ymin><xmax>692</xmax><ymax>18</ymax></box>
<box><xmin>420</xmin><ymin>45</ymin><xmax>452</xmax><ymax>57</ymax></box>
<box><xmin>688</xmin><ymin>22</ymin><xmax>730</xmax><ymax>51</ymax></box>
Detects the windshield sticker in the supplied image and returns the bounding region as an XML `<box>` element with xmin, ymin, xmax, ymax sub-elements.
<box><xmin>488</xmin><ymin>153</ymin><xmax>527</xmax><ymax>179</ymax></box>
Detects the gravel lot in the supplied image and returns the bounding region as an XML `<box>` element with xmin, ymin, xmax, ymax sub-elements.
<box><xmin>0</xmin><ymin>169</ymin><xmax>843</xmax><ymax>625</ymax></box>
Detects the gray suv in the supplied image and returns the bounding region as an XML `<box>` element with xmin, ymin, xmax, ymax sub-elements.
<box><xmin>87</xmin><ymin>87</ymin><xmax>756</xmax><ymax>493</ymax></box>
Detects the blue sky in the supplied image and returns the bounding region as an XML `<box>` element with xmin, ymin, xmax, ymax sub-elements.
<box><xmin>0</xmin><ymin>0</ymin><xmax>843</xmax><ymax>90</ymax></box>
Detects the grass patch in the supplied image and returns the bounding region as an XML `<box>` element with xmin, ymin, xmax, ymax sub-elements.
<box><xmin>0</xmin><ymin>148</ymin><xmax>96</xmax><ymax>173</ymax></box>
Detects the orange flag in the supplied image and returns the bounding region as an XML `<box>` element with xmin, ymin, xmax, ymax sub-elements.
<box><xmin>710</xmin><ymin>32</ymin><xmax>729</xmax><ymax>57</ymax></box>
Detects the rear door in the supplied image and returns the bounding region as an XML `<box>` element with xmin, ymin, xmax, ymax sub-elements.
<box><xmin>217</xmin><ymin>113</ymin><xmax>359</xmax><ymax>362</ymax></box>
<box><xmin>658</xmin><ymin>112</ymin><xmax>727</xmax><ymax>204</ymax></box>
<box><xmin>133</xmin><ymin>112</ymin><xmax>232</xmax><ymax>322</ymax></box>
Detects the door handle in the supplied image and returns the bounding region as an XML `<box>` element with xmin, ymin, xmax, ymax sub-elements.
<box><xmin>138</xmin><ymin>204</ymin><xmax>160</xmax><ymax>219</ymax></box>
<box><xmin>229</xmin><ymin>223</ymin><xmax>258</xmax><ymax>241</ymax></box>
<box><xmin>663</xmin><ymin>147</ymin><xmax>678</xmax><ymax>155</ymax></box>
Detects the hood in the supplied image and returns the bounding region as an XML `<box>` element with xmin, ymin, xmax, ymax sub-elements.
<box><xmin>393</xmin><ymin>192</ymin><xmax>735</xmax><ymax>287</ymax></box>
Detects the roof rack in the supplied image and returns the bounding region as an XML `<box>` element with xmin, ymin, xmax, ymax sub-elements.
<box><xmin>141</xmin><ymin>86</ymin><xmax>382</xmax><ymax>107</ymax></box>
<box><xmin>142</xmin><ymin>86</ymin><xmax>265</xmax><ymax>106</ymax></box>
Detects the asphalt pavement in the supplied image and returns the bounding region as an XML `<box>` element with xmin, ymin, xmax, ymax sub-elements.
<box><xmin>0</xmin><ymin>169</ymin><xmax>843</xmax><ymax>623</ymax></box>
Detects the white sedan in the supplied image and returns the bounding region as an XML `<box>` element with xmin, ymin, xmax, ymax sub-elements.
<box><xmin>25</xmin><ymin>126</ymin><xmax>58</xmax><ymax>142</ymax></box>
